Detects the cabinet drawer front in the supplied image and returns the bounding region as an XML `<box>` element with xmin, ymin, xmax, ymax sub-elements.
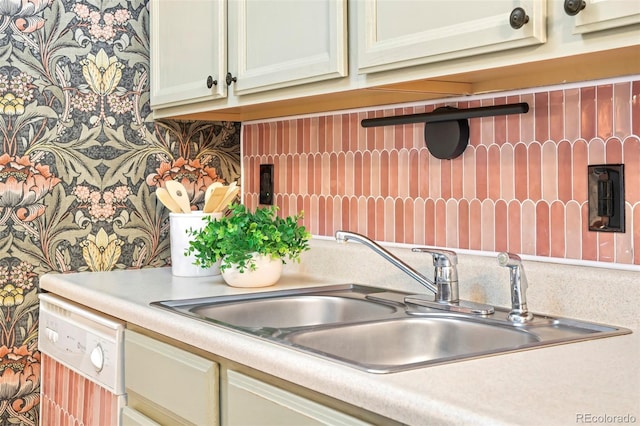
<box><xmin>125</xmin><ymin>330</ymin><xmax>218</xmax><ymax>426</ymax></box>
<box><xmin>225</xmin><ymin>370</ymin><xmax>371</xmax><ymax>426</ymax></box>
<box><xmin>121</xmin><ymin>406</ymin><xmax>161</xmax><ymax>426</ymax></box>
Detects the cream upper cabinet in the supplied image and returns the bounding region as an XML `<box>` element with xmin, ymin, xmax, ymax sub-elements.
<box><xmin>227</xmin><ymin>0</ymin><xmax>348</xmax><ymax>95</ymax></box>
<box><xmin>357</xmin><ymin>0</ymin><xmax>546</xmax><ymax>74</ymax></box>
<box><xmin>150</xmin><ymin>0</ymin><xmax>638</xmax><ymax>121</ymax></box>
<box><xmin>149</xmin><ymin>0</ymin><xmax>227</xmax><ymax>109</ymax></box>
<box><xmin>150</xmin><ymin>0</ymin><xmax>347</xmax><ymax>112</ymax></box>
<box><xmin>564</xmin><ymin>0</ymin><xmax>640</xmax><ymax>34</ymax></box>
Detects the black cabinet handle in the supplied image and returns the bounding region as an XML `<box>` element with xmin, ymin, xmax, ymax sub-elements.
<box><xmin>226</xmin><ymin>72</ymin><xmax>237</xmax><ymax>86</ymax></box>
<box><xmin>206</xmin><ymin>76</ymin><xmax>217</xmax><ymax>89</ymax></box>
<box><xmin>509</xmin><ymin>7</ymin><xmax>529</xmax><ymax>29</ymax></box>
<box><xmin>564</xmin><ymin>0</ymin><xmax>586</xmax><ymax>16</ymax></box>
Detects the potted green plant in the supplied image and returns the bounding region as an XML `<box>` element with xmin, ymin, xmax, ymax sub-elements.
<box><xmin>186</xmin><ymin>203</ymin><xmax>310</xmax><ymax>287</ymax></box>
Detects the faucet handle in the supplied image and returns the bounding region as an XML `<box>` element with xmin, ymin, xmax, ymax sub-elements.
<box><xmin>412</xmin><ymin>248</ymin><xmax>459</xmax><ymax>303</ymax></box>
<box><xmin>412</xmin><ymin>248</ymin><xmax>458</xmax><ymax>267</ymax></box>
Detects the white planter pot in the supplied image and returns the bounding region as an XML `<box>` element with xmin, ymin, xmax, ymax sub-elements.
<box><xmin>221</xmin><ymin>253</ymin><xmax>283</xmax><ymax>288</ymax></box>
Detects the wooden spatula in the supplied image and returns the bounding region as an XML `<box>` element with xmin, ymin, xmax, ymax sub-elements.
<box><xmin>165</xmin><ymin>181</ymin><xmax>191</xmax><ymax>213</ymax></box>
<box><xmin>204</xmin><ymin>182</ymin><xmax>223</xmax><ymax>206</ymax></box>
<box><xmin>214</xmin><ymin>187</ymin><xmax>240</xmax><ymax>212</ymax></box>
<box><xmin>155</xmin><ymin>187</ymin><xmax>182</xmax><ymax>213</ymax></box>
<box><xmin>203</xmin><ymin>186</ymin><xmax>228</xmax><ymax>213</ymax></box>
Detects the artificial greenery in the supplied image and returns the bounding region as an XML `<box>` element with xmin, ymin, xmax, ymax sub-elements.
<box><xmin>186</xmin><ymin>203</ymin><xmax>310</xmax><ymax>273</ymax></box>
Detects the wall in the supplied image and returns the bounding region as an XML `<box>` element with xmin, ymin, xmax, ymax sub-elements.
<box><xmin>244</xmin><ymin>77</ymin><xmax>640</xmax><ymax>266</ymax></box>
<box><xmin>0</xmin><ymin>1</ymin><xmax>240</xmax><ymax>424</ymax></box>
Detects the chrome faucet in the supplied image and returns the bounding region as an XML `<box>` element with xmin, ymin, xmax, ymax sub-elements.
<box><xmin>335</xmin><ymin>231</ymin><xmax>494</xmax><ymax>315</ymax></box>
<box><xmin>497</xmin><ymin>252</ymin><xmax>534</xmax><ymax>323</ymax></box>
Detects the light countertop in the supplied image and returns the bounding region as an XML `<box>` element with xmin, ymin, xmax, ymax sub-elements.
<box><xmin>39</xmin><ymin>250</ymin><xmax>640</xmax><ymax>426</ymax></box>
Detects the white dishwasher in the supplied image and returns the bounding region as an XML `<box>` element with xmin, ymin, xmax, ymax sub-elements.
<box><xmin>38</xmin><ymin>293</ymin><xmax>126</xmax><ymax>425</ymax></box>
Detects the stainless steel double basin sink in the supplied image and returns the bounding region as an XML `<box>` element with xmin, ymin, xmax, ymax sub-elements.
<box><xmin>152</xmin><ymin>284</ymin><xmax>631</xmax><ymax>373</ymax></box>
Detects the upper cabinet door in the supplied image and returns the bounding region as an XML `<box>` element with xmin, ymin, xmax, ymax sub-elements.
<box><xmin>357</xmin><ymin>0</ymin><xmax>546</xmax><ymax>74</ymax></box>
<box><xmin>567</xmin><ymin>0</ymin><xmax>640</xmax><ymax>34</ymax></box>
<box><xmin>228</xmin><ymin>0</ymin><xmax>348</xmax><ymax>95</ymax></box>
<box><xmin>150</xmin><ymin>0</ymin><xmax>227</xmax><ymax>109</ymax></box>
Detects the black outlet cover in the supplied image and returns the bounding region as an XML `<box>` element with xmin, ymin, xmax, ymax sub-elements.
<box><xmin>259</xmin><ymin>164</ymin><xmax>274</xmax><ymax>205</ymax></box>
<box><xmin>588</xmin><ymin>164</ymin><xmax>625</xmax><ymax>232</ymax></box>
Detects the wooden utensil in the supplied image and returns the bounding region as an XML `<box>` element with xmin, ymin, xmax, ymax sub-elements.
<box><xmin>155</xmin><ymin>187</ymin><xmax>183</xmax><ymax>213</ymax></box>
<box><xmin>204</xmin><ymin>182</ymin><xmax>223</xmax><ymax>206</ymax></box>
<box><xmin>165</xmin><ymin>181</ymin><xmax>191</xmax><ymax>213</ymax></box>
<box><xmin>203</xmin><ymin>186</ymin><xmax>228</xmax><ymax>213</ymax></box>
<box><xmin>211</xmin><ymin>182</ymin><xmax>237</xmax><ymax>212</ymax></box>
<box><xmin>214</xmin><ymin>187</ymin><xmax>240</xmax><ymax>212</ymax></box>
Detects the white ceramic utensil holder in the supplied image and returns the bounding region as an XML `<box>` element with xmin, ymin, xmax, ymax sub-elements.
<box><xmin>169</xmin><ymin>211</ymin><xmax>223</xmax><ymax>277</ymax></box>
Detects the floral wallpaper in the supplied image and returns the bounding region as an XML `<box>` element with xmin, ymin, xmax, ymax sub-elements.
<box><xmin>0</xmin><ymin>1</ymin><xmax>240</xmax><ymax>424</ymax></box>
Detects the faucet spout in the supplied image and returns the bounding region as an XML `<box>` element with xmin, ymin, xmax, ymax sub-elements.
<box><xmin>335</xmin><ymin>231</ymin><xmax>437</xmax><ymax>294</ymax></box>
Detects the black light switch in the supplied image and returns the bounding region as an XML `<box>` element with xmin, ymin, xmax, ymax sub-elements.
<box><xmin>588</xmin><ymin>164</ymin><xmax>625</xmax><ymax>232</ymax></box>
<box><xmin>259</xmin><ymin>164</ymin><xmax>274</xmax><ymax>205</ymax></box>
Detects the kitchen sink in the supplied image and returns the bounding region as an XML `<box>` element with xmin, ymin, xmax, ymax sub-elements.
<box><xmin>151</xmin><ymin>284</ymin><xmax>631</xmax><ymax>373</ymax></box>
<box><xmin>285</xmin><ymin>317</ymin><xmax>539</xmax><ymax>373</ymax></box>
<box><xmin>191</xmin><ymin>294</ymin><xmax>398</xmax><ymax>329</ymax></box>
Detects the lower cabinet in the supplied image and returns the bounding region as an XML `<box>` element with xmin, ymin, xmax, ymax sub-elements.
<box><xmin>222</xmin><ymin>369</ymin><xmax>370</xmax><ymax>426</ymax></box>
<box><xmin>124</xmin><ymin>329</ymin><xmax>219</xmax><ymax>425</ymax></box>
<box><xmin>121</xmin><ymin>406</ymin><xmax>161</xmax><ymax>426</ymax></box>
<box><xmin>124</xmin><ymin>327</ymin><xmax>399</xmax><ymax>426</ymax></box>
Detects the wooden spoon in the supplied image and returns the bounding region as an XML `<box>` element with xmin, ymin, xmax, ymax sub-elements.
<box><xmin>203</xmin><ymin>186</ymin><xmax>229</xmax><ymax>213</ymax></box>
<box><xmin>155</xmin><ymin>187</ymin><xmax>182</xmax><ymax>213</ymax></box>
<box><xmin>165</xmin><ymin>181</ymin><xmax>191</xmax><ymax>213</ymax></box>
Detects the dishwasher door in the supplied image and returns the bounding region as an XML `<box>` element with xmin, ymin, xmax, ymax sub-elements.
<box><xmin>38</xmin><ymin>293</ymin><xmax>126</xmax><ymax>425</ymax></box>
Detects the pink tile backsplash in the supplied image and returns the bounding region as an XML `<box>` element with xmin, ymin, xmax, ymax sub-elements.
<box><xmin>243</xmin><ymin>79</ymin><xmax>640</xmax><ymax>265</ymax></box>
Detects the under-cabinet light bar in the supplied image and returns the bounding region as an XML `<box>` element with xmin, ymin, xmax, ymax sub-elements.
<box><xmin>361</xmin><ymin>102</ymin><xmax>529</xmax><ymax>127</ymax></box>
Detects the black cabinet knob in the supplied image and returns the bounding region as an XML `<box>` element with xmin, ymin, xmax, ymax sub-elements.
<box><xmin>206</xmin><ymin>75</ymin><xmax>217</xmax><ymax>89</ymax></box>
<box><xmin>225</xmin><ymin>72</ymin><xmax>237</xmax><ymax>86</ymax></box>
<box><xmin>564</xmin><ymin>0</ymin><xmax>586</xmax><ymax>16</ymax></box>
<box><xmin>509</xmin><ymin>7</ymin><xmax>529</xmax><ymax>29</ymax></box>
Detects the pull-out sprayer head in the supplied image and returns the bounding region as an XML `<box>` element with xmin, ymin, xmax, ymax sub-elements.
<box><xmin>497</xmin><ymin>252</ymin><xmax>522</xmax><ymax>268</ymax></box>
<box><xmin>497</xmin><ymin>252</ymin><xmax>533</xmax><ymax>323</ymax></box>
